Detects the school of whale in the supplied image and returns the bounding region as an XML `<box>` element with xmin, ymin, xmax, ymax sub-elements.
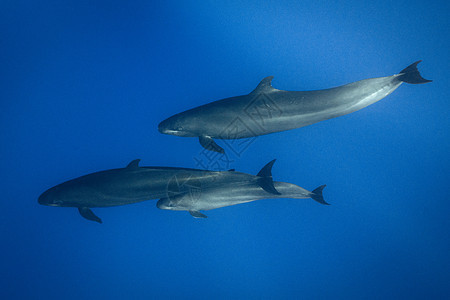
<box><xmin>39</xmin><ymin>61</ymin><xmax>431</xmax><ymax>222</ymax></box>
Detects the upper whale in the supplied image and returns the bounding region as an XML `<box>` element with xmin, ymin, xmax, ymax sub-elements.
<box><xmin>158</xmin><ymin>61</ymin><xmax>431</xmax><ymax>153</ymax></box>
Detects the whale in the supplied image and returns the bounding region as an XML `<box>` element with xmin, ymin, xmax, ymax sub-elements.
<box><xmin>158</xmin><ymin>61</ymin><xmax>431</xmax><ymax>153</ymax></box>
<box><xmin>39</xmin><ymin>159</ymin><xmax>225</xmax><ymax>223</ymax></box>
<box><xmin>157</xmin><ymin>159</ymin><xmax>327</xmax><ymax>218</ymax></box>
<box><xmin>39</xmin><ymin>159</ymin><xmax>324</xmax><ymax>222</ymax></box>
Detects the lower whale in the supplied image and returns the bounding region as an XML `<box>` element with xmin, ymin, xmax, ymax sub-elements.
<box><xmin>156</xmin><ymin>159</ymin><xmax>327</xmax><ymax>218</ymax></box>
<box><xmin>158</xmin><ymin>61</ymin><xmax>431</xmax><ymax>153</ymax></box>
<box><xmin>39</xmin><ymin>159</ymin><xmax>325</xmax><ymax>222</ymax></box>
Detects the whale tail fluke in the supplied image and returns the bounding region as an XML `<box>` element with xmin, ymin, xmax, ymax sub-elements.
<box><xmin>398</xmin><ymin>60</ymin><xmax>432</xmax><ymax>84</ymax></box>
<box><xmin>311</xmin><ymin>185</ymin><xmax>329</xmax><ymax>205</ymax></box>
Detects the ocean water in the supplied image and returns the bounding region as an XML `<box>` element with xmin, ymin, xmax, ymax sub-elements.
<box><xmin>1</xmin><ymin>0</ymin><xmax>449</xmax><ymax>299</ymax></box>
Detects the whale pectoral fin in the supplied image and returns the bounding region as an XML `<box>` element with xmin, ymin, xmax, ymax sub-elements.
<box><xmin>189</xmin><ymin>210</ymin><xmax>207</xmax><ymax>218</ymax></box>
<box><xmin>257</xmin><ymin>159</ymin><xmax>281</xmax><ymax>195</ymax></box>
<box><xmin>199</xmin><ymin>136</ymin><xmax>225</xmax><ymax>154</ymax></box>
<box><xmin>78</xmin><ymin>207</ymin><xmax>103</xmax><ymax>223</ymax></box>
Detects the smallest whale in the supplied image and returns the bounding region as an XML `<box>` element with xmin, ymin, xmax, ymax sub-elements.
<box><xmin>158</xmin><ymin>61</ymin><xmax>431</xmax><ymax>153</ymax></box>
<box><xmin>157</xmin><ymin>159</ymin><xmax>328</xmax><ymax>218</ymax></box>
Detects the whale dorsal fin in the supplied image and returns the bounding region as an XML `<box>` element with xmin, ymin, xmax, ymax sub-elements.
<box><xmin>126</xmin><ymin>159</ymin><xmax>141</xmax><ymax>169</ymax></box>
<box><xmin>257</xmin><ymin>159</ymin><xmax>276</xmax><ymax>177</ymax></box>
<box><xmin>256</xmin><ymin>159</ymin><xmax>281</xmax><ymax>195</ymax></box>
<box><xmin>251</xmin><ymin>76</ymin><xmax>276</xmax><ymax>94</ymax></box>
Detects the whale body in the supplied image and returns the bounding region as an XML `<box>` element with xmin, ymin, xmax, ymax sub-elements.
<box><xmin>157</xmin><ymin>180</ymin><xmax>327</xmax><ymax>218</ymax></box>
<box><xmin>157</xmin><ymin>159</ymin><xmax>327</xmax><ymax>218</ymax></box>
<box><xmin>158</xmin><ymin>61</ymin><xmax>431</xmax><ymax>153</ymax></box>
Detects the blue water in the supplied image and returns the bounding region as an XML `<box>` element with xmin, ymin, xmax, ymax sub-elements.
<box><xmin>1</xmin><ymin>1</ymin><xmax>449</xmax><ymax>299</ymax></box>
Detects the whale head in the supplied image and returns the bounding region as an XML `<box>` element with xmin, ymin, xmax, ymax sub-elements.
<box><xmin>158</xmin><ymin>113</ymin><xmax>199</xmax><ymax>137</ymax></box>
<box><xmin>156</xmin><ymin>193</ymin><xmax>194</xmax><ymax>211</ymax></box>
<box><xmin>38</xmin><ymin>186</ymin><xmax>67</xmax><ymax>207</ymax></box>
<box><xmin>38</xmin><ymin>180</ymin><xmax>93</xmax><ymax>208</ymax></box>
<box><xmin>156</xmin><ymin>198</ymin><xmax>171</xmax><ymax>210</ymax></box>
<box><xmin>156</xmin><ymin>197</ymin><xmax>181</xmax><ymax>210</ymax></box>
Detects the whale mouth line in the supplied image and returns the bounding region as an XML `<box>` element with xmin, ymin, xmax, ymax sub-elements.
<box><xmin>162</xmin><ymin>129</ymin><xmax>181</xmax><ymax>134</ymax></box>
<box><xmin>159</xmin><ymin>128</ymin><xmax>196</xmax><ymax>137</ymax></box>
<box><xmin>45</xmin><ymin>200</ymin><xmax>64</xmax><ymax>207</ymax></box>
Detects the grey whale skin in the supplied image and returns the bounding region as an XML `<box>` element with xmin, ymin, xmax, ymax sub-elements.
<box><xmin>158</xmin><ymin>61</ymin><xmax>431</xmax><ymax>153</ymax></box>
<box><xmin>39</xmin><ymin>159</ymin><xmax>327</xmax><ymax>222</ymax></box>
<box><xmin>156</xmin><ymin>159</ymin><xmax>327</xmax><ymax>218</ymax></box>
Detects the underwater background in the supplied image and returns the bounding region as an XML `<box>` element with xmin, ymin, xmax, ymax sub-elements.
<box><xmin>1</xmin><ymin>0</ymin><xmax>449</xmax><ymax>299</ymax></box>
